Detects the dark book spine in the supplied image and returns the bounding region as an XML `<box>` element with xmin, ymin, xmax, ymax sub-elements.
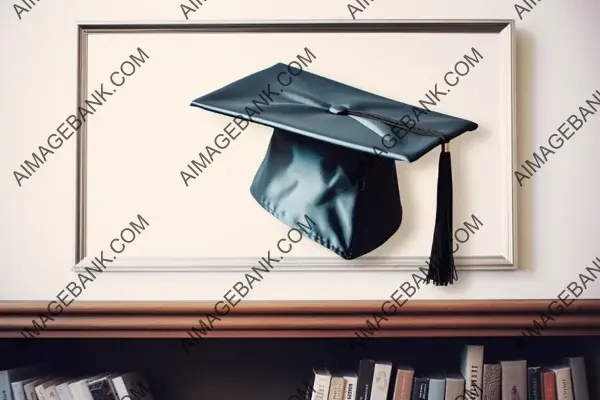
<box><xmin>528</xmin><ymin>367</ymin><xmax>541</xmax><ymax>400</ymax></box>
<box><xmin>88</xmin><ymin>379</ymin><xmax>119</xmax><ymax>400</ymax></box>
<box><xmin>356</xmin><ymin>360</ymin><xmax>376</xmax><ymax>400</ymax></box>
<box><xmin>411</xmin><ymin>378</ymin><xmax>429</xmax><ymax>400</ymax></box>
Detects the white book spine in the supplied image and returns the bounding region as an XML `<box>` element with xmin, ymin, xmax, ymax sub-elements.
<box><xmin>112</xmin><ymin>374</ymin><xmax>154</xmax><ymax>400</ymax></box>
<box><xmin>343</xmin><ymin>377</ymin><xmax>358</xmax><ymax>400</ymax></box>
<box><xmin>444</xmin><ymin>378</ymin><xmax>465</xmax><ymax>400</ymax></box>
<box><xmin>55</xmin><ymin>384</ymin><xmax>74</xmax><ymax>400</ymax></box>
<box><xmin>111</xmin><ymin>378</ymin><xmax>128</xmax><ymax>400</ymax></box>
<box><xmin>311</xmin><ymin>373</ymin><xmax>332</xmax><ymax>400</ymax></box>
<box><xmin>427</xmin><ymin>378</ymin><xmax>446</xmax><ymax>400</ymax></box>
<box><xmin>328</xmin><ymin>378</ymin><xmax>346</xmax><ymax>400</ymax></box>
<box><xmin>44</xmin><ymin>387</ymin><xmax>57</xmax><ymax>400</ymax></box>
<box><xmin>34</xmin><ymin>385</ymin><xmax>46</xmax><ymax>400</ymax></box>
<box><xmin>78</xmin><ymin>382</ymin><xmax>94</xmax><ymax>400</ymax></box>
<box><xmin>23</xmin><ymin>382</ymin><xmax>39</xmax><ymax>400</ymax></box>
<box><xmin>111</xmin><ymin>379</ymin><xmax>126</xmax><ymax>400</ymax></box>
<box><xmin>369</xmin><ymin>364</ymin><xmax>392</xmax><ymax>400</ymax></box>
<box><xmin>12</xmin><ymin>382</ymin><xmax>26</xmax><ymax>400</ymax></box>
<box><xmin>0</xmin><ymin>371</ymin><xmax>12</xmax><ymax>400</ymax></box>
<box><xmin>500</xmin><ymin>361</ymin><xmax>526</xmax><ymax>400</ymax></box>
<box><xmin>66</xmin><ymin>383</ymin><xmax>82</xmax><ymax>400</ymax></box>
<box><xmin>461</xmin><ymin>346</ymin><xmax>484</xmax><ymax>400</ymax></box>
<box><xmin>554</xmin><ymin>369</ymin><xmax>574</xmax><ymax>400</ymax></box>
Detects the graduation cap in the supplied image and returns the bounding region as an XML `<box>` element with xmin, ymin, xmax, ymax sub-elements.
<box><xmin>191</xmin><ymin>63</ymin><xmax>478</xmax><ymax>286</ymax></box>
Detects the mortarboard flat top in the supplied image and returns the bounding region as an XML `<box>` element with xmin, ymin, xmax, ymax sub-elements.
<box><xmin>191</xmin><ymin>63</ymin><xmax>478</xmax><ymax>286</ymax></box>
<box><xmin>192</xmin><ymin>63</ymin><xmax>477</xmax><ymax>162</ymax></box>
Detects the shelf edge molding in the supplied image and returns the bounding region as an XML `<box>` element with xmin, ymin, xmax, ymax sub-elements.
<box><xmin>1</xmin><ymin>300</ymin><xmax>599</xmax><ymax>338</ymax></box>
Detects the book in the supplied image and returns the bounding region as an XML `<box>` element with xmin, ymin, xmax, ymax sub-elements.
<box><xmin>311</xmin><ymin>369</ymin><xmax>333</xmax><ymax>400</ymax></box>
<box><xmin>392</xmin><ymin>366</ymin><xmax>414</xmax><ymax>400</ymax></box>
<box><xmin>460</xmin><ymin>345</ymin><xmax>484</xmax><ymax>400</ymax></box>
<box><xmin>68</xmin><ymin>376</ymin><xmax>99</xmax><ymax>400</ymax></box>
<box><xmin>412</xmin><ymin>377</ymin><xmax>429</xmax><ymax>400</ymax></box>
<box><xmin>370</xmin><ymin>362</ymin><xmax>392</xmax><ymax>400</ymax></box>
<box><xmin>55</xmin><ymin>381</ymin><xmax>75</xmax><ymax>400</ymax></box>
<box><xmin>24</xmin><ymin>378</ymin><xmax>48</xmax><ymax>400</ymax></box>
<box><xmin>86</xmin><ymin>374</ymin><xmax>119</xmax><ymax>400</ymax></box>
<box><xmin>342</xmin><ymin>373</ymin><xmax>358</xmax><ymax>400</ymax></box>
<box><xmin>356</xmin><ymin>360</ymin><xmax>376</xmax><ymax>400</ymax></box>
<box><xmin>427</xmin><ymin>375</ymin><xmax>445</xmax><ymax>400</ymax></box>
<box><xmin>46</xmin><ymin>379</ymin><xmax>68</xmax><ymax>400</ymax></box>
<box><xmin>329</xmin><ymin>377</ymin><xmax>347</xmax><ymax>400</ymax></box>
<box><xmin>0</xmin><ymin>365</ymin><xmax>46</xmax><ymax>400</ymax></box>
<box><xmin>482</xmin><ymin>364</ymin><xmax>500</xmax><ymax>400</ymax></box>
<box><xmin>548</xmin><ymin>366</ymin><xmax>574</xmax><ymax>400</ymax></box>
<box><xmin>564</xmin><ymin>357</ymin><xmax>589</xmax><ymax>400</ymax></box>
<box><xmin>444</xmin><ymin>374</ymin><xmax>465</xmax><ymax>400</ymax></box>
<box><xmin>527</xmin><ymin>367</ymin><xmax>541</xmax><ymax>400</ymax></box>
<box><xmin>500</xmin><ymin>360</ymin><xmax>526</xmax><ymax>400</ymax></box>
<box><xmin>111</xmin><ymin>373</ymin><xmax>154</xmax><ymax>400</ymax></box>
<box><xmin>540</xmin><ymin>370</ymin><xmax>556</xmax><ymax>400</ymax></box>
<box><xmin>593</xmin><ymin>348</ymin><xmax>600</xmax><ymax>400</ymax></box>
<box><xmin>36</xmin><ymin>378</ymin><xmax>64</xmax><ymax>400</ymax></box>
<box><xmin>12</xmin><ymin>378</ymin><xmax>40</xmax><ymax>400</ymax></box>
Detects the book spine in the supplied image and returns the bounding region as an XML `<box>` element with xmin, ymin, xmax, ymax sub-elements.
<box><xmin>343</xmin><ymin>377</ymin><xmax>358</xmax><ymax>400</ymax></box>
<box><xmin>444</xmin><ymin>379</ymin><xmax>465</xmax><ymax>400</ymax></box>
<box><xmin>554</xmin><ymin>369</ymin><xmax>574</xmax><ymax>400</ymax></box>
<box><xmin>89</xmin><ymin>379</ymin><xmax>120</xmax><ymax>400</ymax></box>
<box><xmin>482</xmin><ymin>365</ymin><xmax>500</xmax><ymax>400</ymax></box>
<box><xmin>111</xmin><ymin>378</ymin><xmax>128</xmax><ymax>400</ymax></box>
<box><xmin>56</xmin><ymin>385</ymin><xmax>74</xmax><ymax>400</ymax></box>
<box><xmin>567</xmin><ymin>357</ymin><xmax>590</xmax><ymax>400</ymax></box>
<box><xmin>79</xmin><ymin>382</ymin><xmax>95</xmax><ymax>400</ymax></box>
<box><xmin>46</xmin><ymin>387</ymin><xmax>59</xmax><ymax>400</ymax></box>
<box><xmin>411</xmin><ymin>379</ymin><xmax>429</xmax><ymax>400</ymax></box>
<box><xmin>370</xmin><ymin>364</ymin><xmax>392</xmax><ymax>400</ymax></box>
<box><xmin>12</xmin><ymin>383</ymin><xmax>26</xmax><ymax>400</ymax></box>
<box><xmin>106</xmin><ymin>380</ymin><xmax>119</xmax><ymax>400</ymax></box>
<box><xmin>427</xmin><ymin>379</ymin><xmax>445</xmax><ymax>400</ymax></box>
<box><xmin>35</xmin><ymin>386</ymin><xmax>46</xmax><ymax>400</ymax></box>
<box><xmin>329</xmin><ymin>378</ymin><xmax>346</xmax><ymax>400</ymax></box>
<box><xmin>24</xmin><ymin>384</ymin><xmax>39</xmax><ymax>400</ymax></box>
<box><xmin>0</xmin><ymin>372</ymin><xmax>11</xmax><ymax>400</ymax></box>
<box><xmin>312</xmin><ymin>375</ymin><xmax>332</xmax><ymax>400</ymax></box>
<box><xmin>462</xmin><ymin>346</ymin><xmax>483</xmax><ymax>400</ymax></box>
<box><xmin>356</xmin><ymin>361</ymin><xmax>376</xmax><ymax>400</ymax></box>
<box><xmin>527</xmin><ymin>368</ymin><xmax>541</xmax><ymax>400</ymax></box>
<box><xmin>66</xmin><ymin>384</ymin><xmax>81</xmax><ymax>400</ymax></box>
<box><xmin>500</xmin><ymin>361</ymin><xmax>527</xmax><ymax>400</ymax></box>
<box><xmin>113</xmin><ymin>374</ymin><xmax>154</xmax><ymax>400</ymax></box>
<box><xmin>394</xmin><ymin>371</ymin><xmax>413</xmax><ymax>400</ymax></box>
<box><xmin>541</xmin><ymin>372</ymin><xmax>556</xmax><ymax>400</ymax></box>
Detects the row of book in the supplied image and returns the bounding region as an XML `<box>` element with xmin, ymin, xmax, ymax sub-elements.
<box><xmin>0</xmin><ymin>364</ymin><xmax>155</xmax><ymax>400</ymax></box>
<box><xmin>309</xmin><ymin>345</ymin><xmax>591</xmax><ymax>400</ymax></box>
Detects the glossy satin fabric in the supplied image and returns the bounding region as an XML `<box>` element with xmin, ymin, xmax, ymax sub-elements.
<box><xmin>191</xmin><ymin>63</ymin><xmax>477</xmax><ymax>259</ymax></box>
<box><xmin>250</xmin><ymin>129</ymin><xmax>402</xmax><ymax>259</ymax></box>
<box><xmin>191</xmin><ymin>63</ymin><xmax>478</xmax><ymax>163</ymax></box>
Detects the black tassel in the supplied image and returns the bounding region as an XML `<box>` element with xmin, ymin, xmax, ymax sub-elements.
<box><xmin>427</xmin><ymin>142</ymin><xmax>457</xmax><ymax>286</ymax></box>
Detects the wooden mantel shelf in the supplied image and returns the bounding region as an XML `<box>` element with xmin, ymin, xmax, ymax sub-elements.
<box><xmin>0</xmin><ymin>300</ymin><xmax>599</xmax><ymax>338</ymax></box>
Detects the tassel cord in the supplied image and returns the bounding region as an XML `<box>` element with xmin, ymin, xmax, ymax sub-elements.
<box><xmin>427</xmin><ymin>148</ymin><xmax>457</xmax><ymax>286</ymax></box>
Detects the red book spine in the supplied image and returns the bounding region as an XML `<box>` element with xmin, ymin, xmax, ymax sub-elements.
<box><xmin>541</xmin><ymin>372</ymin><xmax>556</xmax><ymax>400</ymax></box>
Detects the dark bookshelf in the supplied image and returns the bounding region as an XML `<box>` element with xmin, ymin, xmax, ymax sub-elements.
<box><xmin>0</xmin><ymin>337</ymin><xmax>599</xmax><ymax>400</ymax></box>
<box><xmin>1</xmin><ymin>300</ymin><xmax>600</xmax><ymax>400</ymax></box>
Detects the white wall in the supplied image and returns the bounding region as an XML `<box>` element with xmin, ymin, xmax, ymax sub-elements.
<box><xmin>1</xmin><ymin>0</ymin><xmax>599</xmax><ymax>301</ymax></box>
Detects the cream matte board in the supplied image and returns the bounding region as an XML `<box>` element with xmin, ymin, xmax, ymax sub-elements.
<box><xmin>74</xmin><ymin>20</ymin><xmax>516</xmax><ymax>273</ymax></box>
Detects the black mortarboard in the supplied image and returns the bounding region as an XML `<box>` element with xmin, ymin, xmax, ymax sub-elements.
<box><xmin>191</xmin><ymin>63</ymin><xmax>478</xmax><ymax>286</ymax></box>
